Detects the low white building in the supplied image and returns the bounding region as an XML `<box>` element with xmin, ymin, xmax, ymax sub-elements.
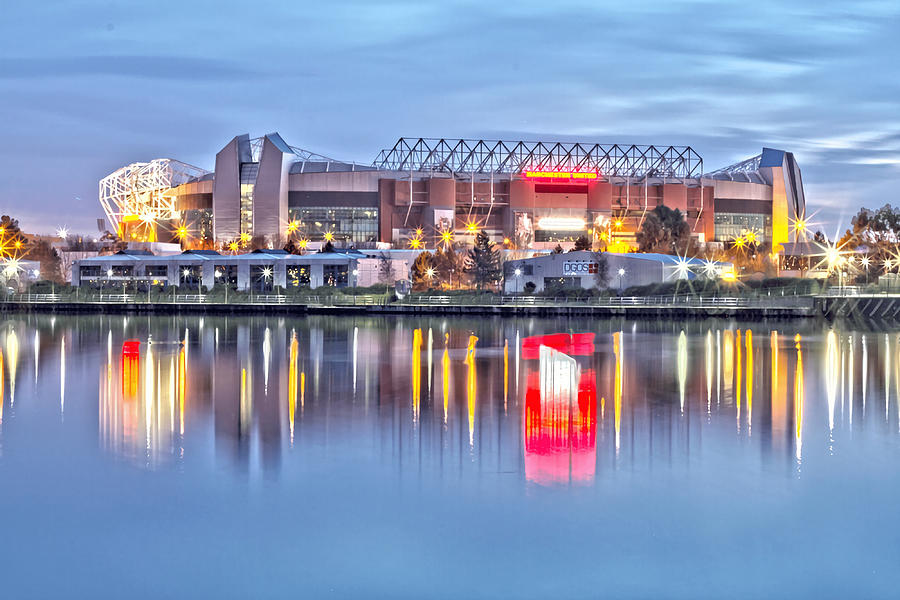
<box><xmin>503</xmin><ymin>251</ymin><xmax>731</xmax><ymax>293</ymax></box>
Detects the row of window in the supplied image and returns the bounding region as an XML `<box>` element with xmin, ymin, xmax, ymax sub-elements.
<box><xmin>288</xmin><ymin>207</ymin><xmax>378</xmax><ymax>243</ymax></box>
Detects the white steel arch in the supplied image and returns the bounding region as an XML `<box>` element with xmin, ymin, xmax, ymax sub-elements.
<box><xmin>99</xmin><ymin>158</ymin><xmax>209</xmax><ymax>234</ymax></box>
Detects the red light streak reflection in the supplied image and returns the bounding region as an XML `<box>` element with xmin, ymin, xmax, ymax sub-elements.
<box><xmin>523</xmin><ymin>334</ymin><xmax>597</xmax><ymax>485</ymax></box>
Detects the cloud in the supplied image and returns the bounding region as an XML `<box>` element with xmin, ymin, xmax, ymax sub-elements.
<box><xmin>0</xmin><ymin>56</ymin><xmax>261</xmax><ymax>81</ymax></box>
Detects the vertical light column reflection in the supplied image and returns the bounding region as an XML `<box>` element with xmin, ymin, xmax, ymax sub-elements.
<box><xmin>411</xmin><ymin>329</ymin><xmax>422</xmax><ymax>425</ymax></box>
<box><xmin>862</xmin><ymin>335</ymin><xmax>868</xmax><ymax>416</ymax></box>
<box><xmin>885</xmin><ymin>333</ymin><xmax>891</xmax><ymax>423</ymax></box>
<box><xmin>6</xmin><ymin>330</ymin><xmax>17</xmax><ymax>405</ymax></box>
<box><xmin>826</xmin><ymin>330</ymin><xmax>838</xmax><ymax>439</ymax></box>
<box><xmin>736</xmin><ymin>330</ymin><xmax>742</xmax><ymax>430</ymax></box>
<box><xmin>716</xmin><ymin>330</ymin><xmax>721</xmax><ymax>406</ymax></box>
<box><xmin>178</xmin><ymin>342</ymin><xmax>186</xmax><ymax>437</ymax></box>
<box><xmin>0</xmin><ymin>349</ymin><xmax>5</xmax><ymax>425</ymax></box>
<box><xmin>795</xmin><ymin>334</ymin><xmax>804</xmax><ymax>465</ymax></box>
<box><xmin>614</xmin><ymin>331</ymin><xmax>623</xmax><ymax>455</ymax></box>
<box><xmin>60</xmin><ymin>334</ymin><xmax>66</xmax><ymax>416</ymax></box>
<box><xmin>442</xmin><ymin>333</ymin><xmax>450</xmax><ymax>425</ymax></box>
<box><xmin>677</xmin><ymin>331</ymin><xmax>687</xmax><ymax>414</ymax></box>
<box><xmin>427</xmin><ymin>328</ymin><xmax>433</xmax><ymax>397</ymax></box>
<box><xmin>504</xmin><ymin>339</ymin><xmax>509</xmax><ymax>414</ymax></box>
<box><xmin>288</xmin><ymin>331</ymin><xmax>298</xmax><ymax>445</ymax></box>
<box><xmin>33</xmin><ymin>330</ymin><xmax>39</xmax><ymax>384</ymax></box>
<box><xmin>706</xmin><ymin>330</ymin><xmax>713</xmax><ymax>416</ymax></box>
<box><xmin>263</xmin><ymin>327</ymin><xmax>271</xmax><ymax>395</ymax></box>
<box><xmin>352</xmin><ymin>326</ymin><xmax>358</xmax><ymax>395</ymax></box>
<box><xmin>848</xmin><ymin>335</ymin><xmax>854</xmax><ymax>428</ymax></box>
<box><xmin>746</xmin><ymin>330</ymin><xmax>753</xmax><ymax>436</ymax></box>
<box><xmin>465</xmin><ymin>335</ymin><xmax>478</xmax><ymax>449</ymax></box>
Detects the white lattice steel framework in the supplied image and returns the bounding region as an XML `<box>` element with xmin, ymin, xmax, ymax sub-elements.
<box><xmin>99</xmin><ymin>159</ymin><xmax>210</xmax><ymax>234</ymax></box>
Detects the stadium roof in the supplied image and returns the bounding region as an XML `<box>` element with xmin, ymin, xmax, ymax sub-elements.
<box><xmin>373</xmin><ymin>138</ymin><xmax>704</xmax><ymax>179</ymax></box>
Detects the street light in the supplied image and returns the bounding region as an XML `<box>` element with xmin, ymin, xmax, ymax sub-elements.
<box><xmin>617</xmin><ymin>267</ymin><xmax>625</xmax><ymax>291</ymax></box>
<box><xmin>514</xmin><ymin>267</ymin><xmax>522</xmax><ymax>295</ymax></box>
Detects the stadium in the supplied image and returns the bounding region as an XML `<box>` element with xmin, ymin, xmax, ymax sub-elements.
<box><xmin>99</xmin><ymin>132</ymin><xmax>807</xmax><ymax>252</ymax></box>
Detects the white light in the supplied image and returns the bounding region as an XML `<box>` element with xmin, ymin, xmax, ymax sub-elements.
<box><xmin>617</xmin><ymin>268</ymin><xmax>625</xmax><ymax>276</ymax></box>
<box><xmin>352</xmin><ymin>269</ymin><xmax>359</xmax><ymax>276</ymax></box>
<box><xmin>514</xmin><ymin>268</ymin><xmax>522</xmax><ymax>276</ymax></box>
<box><xmin>32</xmin><ymin>269</ymin><xmax>40</xmax><ymax>277</ymax></box>
<box><xmin>537</xmin><ymin>217</ymin><xmax>586</xmax><ymax>231</ymax></box>
<box><xmin>107</xmin><ymin>269</ymin><xmax>113</xmax><ymax>277</ymax></box>
<box><xmin>214</xmin><ymin>270</ymin><xmax>222</xmax><ymax>278</ymax></box>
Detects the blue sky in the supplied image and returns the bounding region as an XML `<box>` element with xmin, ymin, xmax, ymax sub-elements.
<box><xmin>1</xmin><ymin>0</ymin><xmax>898</xmax><ymax>235</ymax></box>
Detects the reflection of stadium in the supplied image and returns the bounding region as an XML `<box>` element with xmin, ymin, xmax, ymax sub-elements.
<box><xmin>74</xmin><ymin>315</ymin><xmax>832</xmax><ymax>479</ymax></box>
<box><xmin>100</xmin><ymin>133</ymin><xmax>806</xmax><ymax>249</ymax></box>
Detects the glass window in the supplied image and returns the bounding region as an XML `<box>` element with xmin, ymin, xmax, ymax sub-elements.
<box><xmin>714</xmin><ymin>212</ymin><xmax>772</xmax><ymax>243</ymax></box>
<box><xmin>287</xmin><ymin>266</ymin><xmax>311</xmax><ymax>287</ymax></box>
<box><xmin>213</xmin><ymin>265</ymin><xmax>238</xmax><ymax>289</ymax></box>
<box><xmin>178</xmin><ymin>265</ymin><xmax>201</xmax><ymax>289</ymax></box>
<box><xmin>288</xmin><ymin>207</ymin><xmax>379</xmax><ymax>244</ymax></box>
<box><xmin>240</xmin><ymin>163</ymin><xmax>259</xmax><ymax>239</ymax></box>
<box><xmin>145</xmin><ymin>265</ymin><xmax>167</xmax><ymax>278</ymax></box>
<box><xmin>323</xmin><ymin>264</ymin><xmax>349</xmax><ymax>287</ymax></box>
<box><xmin>251</xmin><ymin>264</ymin><xmax>275</xmax><ymax>292</ymax></box>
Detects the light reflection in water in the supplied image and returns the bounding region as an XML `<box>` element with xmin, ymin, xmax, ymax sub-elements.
<box><xmin>5</xmin><ymin>330</ymin><xmax>17</xmax><ymax>405</ymax></box>
<box><xmin>677</xmin><ymin>330</ymin><xmax>686</xmax><ymax>414</ymax></box>
<box><xmin>795</xmin><ymin>334</ymin><xmax>804</xmax><ymax>465</ymax></box>
<box><xmin>6</xmin><ymin>316</ymin><xmax>900</xmax><ymax>485</ymax></box>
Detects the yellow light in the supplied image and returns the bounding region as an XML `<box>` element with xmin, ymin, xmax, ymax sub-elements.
<box><xmin>733</xmin><ymin>236</ymin><xmax>746</xmax><ymax>250</ymax></box>
<box><xmin>240</xmin><ymin>232</ymin><xmax>252</xmax><ymax>245</ymax></box>
<box><xmin>415</xmin><ymin>227</ymin><xmax>424</xmax><ymax>237</ymax></box>
<box><xmin>14</xmin><ymin>240</ymin><xmax>22</xmax><ymax>249</ymax></box>
<box><xmin>614</xmin><ymin>220</ymin><xmax>623</xmax><ymax>229</ymax></box>
<box><xmin>721</xmin><ymin>268</ymin><xmax>737</xmax><ymax>282</ymax></box>
<box><xmin>441</xmin><ymin>230</ymin><xmax>453</xmax><ymax>244</ymax></box>
<box><xmin>228</xmin><ymin>241</ymin><xmax>240</xmax><ymax>253</ymax></box>
<box><xmin>465</xmin><ymin>221</ymin><xmax>479</xmax><ymax>233</ymax></box>
<box><xmin>297</xmin><ymin>238</ymin><xmax>308</xmax><ymax>249</ymax></box>
<box><xmin>409</xmin><ymin>237</ymin><xmax>423</xmax><ymax>249</ymax></box>
<box><xmin>744</xmin><ymin>230</ymin><xmax>757</xmax><ymax>244</ymax></box>
<box><xmin>795</xmin><ymin>218</ymin><xmax>807</xmax><ymax>232</ymax></box>
<box><xmin>324</xmin><ymin>231</ymin><xmax>335</xmax><ymax>242</ymax></box>
<box><xmin>425</xmin><ymin>267</ymin><xmax>435</xmax><ymax>279</ymax></box>
<box><xmin>503</xmin><ymin>237</ymin><xmax>511</xmax><ymax>245</ymax></box>
<box><xmin>175</xmin><ymin>226</ymin><xmax>188</xmax><ymax>240</ymax></box>
<box><xmin>286</xmin><ymin>220</ymin><xmax>299</xmax><ymax>234</ymax></box>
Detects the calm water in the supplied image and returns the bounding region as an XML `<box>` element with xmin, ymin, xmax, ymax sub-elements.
<box><xmin>0</xmin><ymin>313</ymin><xmax>899</xmax><ymax>598</ymax></box>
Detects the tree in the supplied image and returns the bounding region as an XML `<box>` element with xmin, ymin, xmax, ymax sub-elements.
<box><xmin>592</xmin><ymin>251</ymin><xmax>610</xmax><ymax>288</ymax></box>
<box><xmin>27</xmin><ymin>239</ymin><xmax>64</xmax><ymax>283</ymax></box>
<box><xmin>466</xmin><ymin>231</ymin><xmax>501</xmax><ymax>289</ymax></box>
<box><xmin>636</xmin><ymin>206</ymin><xmax>690</xmax><ymax>254</ymax></box>
<box><xmin>410</xmin><ymin>251</ymin><xmax>435</xmax><ymax>291</ymax></box>
<box><xmin>378</xmin><ymin>253</ymin><xmax>394</xmax><ymax>284</ymax></box>
<box><xmin>572</xmin><ymin>235</ymin><xmax>592</xmax><ymax>252</ymax></box>
<box><xmin>433</xmin><ymin>246</ymin><xmax>463</xmax><ymax>289</ymax></box>
<box><xmin>552</xmin><ymin>244</ymin><xmax>564</xmax><ymax>254</ymax></box>
<box><xmin>320</xmin><ymin>241</ymin><xmax>336</xmax><ymax>253</ymax></box>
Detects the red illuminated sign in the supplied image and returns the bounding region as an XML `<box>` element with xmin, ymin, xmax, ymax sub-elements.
<box><xmin>523</xmin><ymin>170</ymin><xmax>598</xmax><ymax>180</ymax></box>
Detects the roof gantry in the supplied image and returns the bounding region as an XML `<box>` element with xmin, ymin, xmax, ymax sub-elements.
<box><xmin>373</xmin><ymin>138</ymin><xmax>704</xmax><ymax>179</ymax></box>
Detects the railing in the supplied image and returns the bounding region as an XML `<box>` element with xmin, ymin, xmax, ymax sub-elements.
<box><xmin>4</xmin><ymin>292</ymin><xmax>808</xmax><ymax>311</ymax></box>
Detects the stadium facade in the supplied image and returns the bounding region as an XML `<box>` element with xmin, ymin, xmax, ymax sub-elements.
<box><xmin>100</xmin><ymin>132</ymin><xmax>806</xmax><ymax>251</ymax></box>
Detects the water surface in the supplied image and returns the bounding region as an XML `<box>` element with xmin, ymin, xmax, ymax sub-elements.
<box><xmin>0</xmin><ymin>313</ymin><xmax>898</xmax><ymax>598</ymax></box>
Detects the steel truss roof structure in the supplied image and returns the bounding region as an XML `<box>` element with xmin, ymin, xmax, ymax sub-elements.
<box><xmin>703</xmin><ymin>153</ymin><xmax>766</xmax><ymax>184</ymax></box>
<box><xmin>99</xmin><ymin>159</ymin><xmax>210</xmax><ymax>233</ymax></box>
<box><xmin>373</xmin><ymin>138</ymin><xmax>703</xmax><ymax>179</ymax></box>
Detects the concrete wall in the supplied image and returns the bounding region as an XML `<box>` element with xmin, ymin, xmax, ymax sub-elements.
<box><xmin>213</xmin><ymin>135</ymin><xmax>248</xmax><ymax>241</ymax></box>
<box><xmin>254</xmin><ymin>135</ymin><xmax>292</xmax><ymax>241</ymax></box>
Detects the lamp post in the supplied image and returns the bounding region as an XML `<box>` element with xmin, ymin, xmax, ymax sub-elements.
<box><xmin>514</xmin><ymin>267</ymin><xmax>521</xmax><ymax>296</ymax></box>
<box><xmin>617</xmin><ymin>267</ymin><xmax>625</xmax><ymax>291</ymax></box>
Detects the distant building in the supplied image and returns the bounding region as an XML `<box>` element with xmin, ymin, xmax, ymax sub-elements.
<box><xmin>72</xmin><ymin>249</ymin><xmax>370</xmax><ymax>291</ymax></box>
<box><xmin>99</xmin><ymin>132</ymin><xmax>806</xmax><ymax>251</ymax></box>
<box><xmin>503</xmin><ymin>251</ymin><xmax>732</xmax><ymax>293</ymax></box>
